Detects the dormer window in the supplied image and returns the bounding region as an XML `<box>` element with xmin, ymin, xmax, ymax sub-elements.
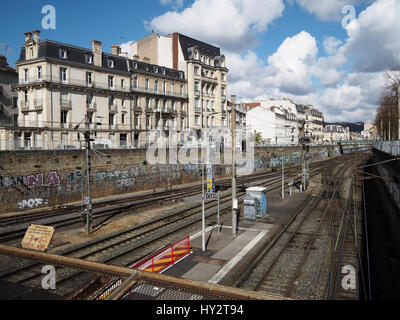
<box><xmin>154</xmin><ymin>66</ymin><xmax>159</xmax><ymax>73</ymax></box>
<box><xmin>108</xmin><ymin>59</ymin><xmax>114</xmax><ymax>68</ymax></box>
<box><xmin>59</xmin><ymin>49</ymin><xmax>67</xmax><ymax>59</ymax></box>
<box><xmin>162</xmin><ymin>69</ymin><xmax>166</xmax><ymax>75</ymax></box>
<box><xmin>179</xmin><ymin>72</ymin><xmax>183</xmax><ymax>79</ymax></box>
<box><xmin>85</xmin><ymin>54</ymin><xmax>93</xmax><ymax>64</ymax></box>
<box><xmin>133</xmin><ymin>62</ymin><xmax>138</xmax><ymax>69</ymax></box>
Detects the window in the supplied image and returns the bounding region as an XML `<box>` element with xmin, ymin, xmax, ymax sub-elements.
<box><xmin>162</xmin><ymin>69</ymin><xmax>166</xmax><ymax>75</ymax></box>
<box><xmin>195</xmin><ymin>115</ymin><xmax>200</xmax><ymax>125</ymax></box>
<box><xmin>221</xmin><ymin>73</ymin><xmax>225</xmax><ymax>81</ymax></box>
<box><xmin>171</xmin><ymin>83</ymin><xmax>174</xmax><ymax>93</ymax></box>
<box><xmin>163</xmin><ymin>81</ymin><xmax>166</xmax><ymax>93</ymax></box>
<box><xmin>85</xmin><ymin>54</ymin><xmax>93</xmax><ymax>64</ymax></box>
<box><xmin>121</xmin><ymin>113</ymin><xmax>125</xmax><ymax>124</ymax></box>
<box><xmin>194</xmin><ymin>66</ymin><xmax>199</xmax><ymax>75</ymax></box>
<box><xmin>60</xmin><ymin>68</ymin><xmax>67</xmax><ymax>83</ymax></box>
<box><xmin>195</xmin><ymin>98</ymin><xmax>199</xmax><ymax>110</ymax></box>
<box><xmin>108</xmin><ymin>59</ymin><xmax>114</xmax><ymax>68</ymax></box>
<box><xmin>194</xmin><ymin>81</ymin><xmax>200</xmax><ymax>92</ymax></box>
<box><xmin>121</xmin><ymin>79</ymin><xmax>124</xmax><ymax>88</ymax></box>
<box><xmin>179</xmin><ymin>72</ymin><xmax>183</xmax><ymax>79</ymax></box>
<box><xmin>146</xmin><ymin>116</ymin><xmax>151</xmax><ymax>128</ymax></box>
<box><xmin>154</xmin><ymin>80</ymin><xmax>158</xmax><ymax>92</ymax></box>
<box><xmin>24</xmin><ymin>90</ymin><xmax>28</xmax><ymax>104</ymax></box>
<box><xmin>108</xmin><ymin>76</ymin><xmax>114</xmax><ymax>89</ymax></box>
<box><xmin>221</xmin><ymin>86</ymin><xmax>226</xmax><ymax>96</ymax></box>
<box><xmin>109</xmin><ymin>114</ymin><xmax>115</xmax><ymax>126</ymax></box>
<box><xmin>59</xmin><ymin>49</ymin><xmax>67</xmax><ymax>59</ymax></box>
<box><xmin>109</xmin><ymin>95</ymin><xmax>114</xmax><ymax>106</ymax></box>
<box><xmin>61</xmin><ymin>110</ymin><xmax>68</xmax><ymax>124</ymax></box>
<box><xmin>86</xmin><ymin>72</ymin><xmax>92</xmax><ymax>85</ymax></box>
<box><xmin>145</xmin><ymin>79</ymin><xmax>149</xmax><ymax>90</ymax></box>
<box><xmin>134</xmin><ymin>96</ymin><xmax>139</xmax><ymax>107</ymax></box>
<box><xmin>24</xmin><ymin>69</ymin><xmax>28</xmax><ymax>83</ymax></box>
<box><xmin>86</xmin><ymin>92</ymin><xmax>93</xmax><ymax>105</ymax></box>
<box><xmin>146</xmin><ymin>97</ymin><xmax>150</xmax><ymax>108</ymax></box>
<box><xmin>132</xmin><ymin>77</ymin><xmax>138</xmax><ymax>88</ymax></box>
<box><xmin>154</xmin><ymin>66</ymin><xmax>159</xmax><ymax>73</ymax></box>
<box><xmin>180</xmin><ymin>84</ymin><xmax>184</xmax><ymax>96</ymax></box>
<box><xmin>37</xmin><ymin>66</ymin><xmax>42</xmax><ymax>81</ymax></box>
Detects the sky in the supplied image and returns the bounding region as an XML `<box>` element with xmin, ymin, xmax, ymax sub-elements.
<box><xmin>1</xmin><ymin>0</ymin><xmax>399</xmax><ymax>123</ymax></box>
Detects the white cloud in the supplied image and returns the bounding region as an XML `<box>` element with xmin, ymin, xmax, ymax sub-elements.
<box><xmin>341</xmin><ymin>0</ymin><xmax>400</xmax><ymax>72</ymax></box>
<box><xmin>323</xmin><ymin>36</ymin><xmax>342</xmax><ymax>55</ymax></box>
<box><xmin>295</xmin><ymin>0</ymin><xmax>369</xmax><ymax>21</ymax></box>
<box><xmin>146</xmin><ymin>0</ymin><xmax>285</xmax><ymax>52</ymax></box>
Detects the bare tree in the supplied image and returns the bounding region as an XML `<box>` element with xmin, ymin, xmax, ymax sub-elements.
<box><xmin>375</xmin><ymin>71</ymin><xmax>400</xmax><ymax>140</ymax></box>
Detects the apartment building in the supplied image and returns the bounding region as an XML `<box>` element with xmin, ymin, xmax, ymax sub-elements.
<box><xmin>0</xmin><ymin>55</ymin><xmax>18</xmax><ymax>149</ymax></box>
<box><xmin>304</xmin><ymin>105</ymin><xmax>324</xmax><ymax>143</ymax></box>
<box><xmin>7</xmin><ymin>30</ymin><xmax>188</xmax><ymax>150</ymax></box>
<box><xmin>130</xmin><ymin>32</ymin><xmax>229</xmax><ymax>135</ymax></box>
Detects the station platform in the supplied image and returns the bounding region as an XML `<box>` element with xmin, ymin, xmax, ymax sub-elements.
<box><xmin>162</xmin><ymin>189</ymin><xmax>309</xmax><ymax>286</ymax></box>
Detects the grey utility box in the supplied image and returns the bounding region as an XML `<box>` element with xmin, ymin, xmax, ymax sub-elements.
<box><xmin>244</xmin><ymin>196</ymin><xmax>259</xmax><ymax>221</ymax></box>
<box><xmin>244</xmin><ymin>187</ymin><xmax>268</xmax><ymax>220</ymax></box>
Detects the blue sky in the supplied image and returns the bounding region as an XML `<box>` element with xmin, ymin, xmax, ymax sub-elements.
<box><xmin>1</xmin><ymin>0</ymin><xmax>398</xmax><ymax>123</ymax></box>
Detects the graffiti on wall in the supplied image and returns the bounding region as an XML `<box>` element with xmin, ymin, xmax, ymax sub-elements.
<box><xmin>94</xmin><ymin>164</ymin><xmax>201</xmax><ymax>190</ymax></box>
<box><xmin>17</xmin><ymin>198</ymin><xmax>48</xmax><ymax>209</ymax></box>
<box><xmin>0</xmin><ymin>171</ymin><xmax>61</xmax><ymax>189</ymax></box>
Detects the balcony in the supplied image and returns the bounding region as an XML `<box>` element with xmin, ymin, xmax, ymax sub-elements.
<box><xmin>87</xmin><ymin>102</ymin><xmax>97</xmax><ymax>113</ymax></box>
<box><xmin>20</xmin><ymin>101</ymin><xmax>30</xmax><ymax>112</ymax></box>
<box><xmin>34</xmin><ymin>99</ymin><xmax>43</xmax><ymax>111</ymax></box>
<box><xmin>109</xmin><ymin>104</ymin><xmax>118</xmax><ymax>114</ymax></box>
<box><xmin>60</xmin><ymin>100</ymin><xmax>72</xmax><ymax>111</ymax></box>
<box><xmin>134</xmin><ymin>107</ymin><xmax>142</xmax><ymax>114</ymax></box>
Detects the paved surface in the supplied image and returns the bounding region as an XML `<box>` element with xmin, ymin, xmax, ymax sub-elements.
<box><xmin>163</xmin><ymin>189</ymin><xmax>309</xmax><ymax>285</ymax></box>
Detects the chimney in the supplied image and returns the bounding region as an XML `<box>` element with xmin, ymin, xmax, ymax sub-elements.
<box><xmin>0</xmin><ymin>55</ymin><xmax>7</xmax><ymax>69</ymax></box>
<box><xmin>32</xmin><ymin>30</ymin><xmax>41</xmax><ymax>43</ymax></box>
<box><xmin>172</xmin><ymin>33</ymin><xmax>179</xmax><ymax>70</ymax></box>
<box><xmin>92</xmin><ymin>40</ymin><xmax>102</xmax><ymax>66</ymax></box>
<box><xmin>24</xmin><ymin>32</ymin><xmax>32</xmax><ymax>43</ymax></box>
<box><xmin>111</xmin><ymin>45</ymin><xmax>121</xmax><ymax>56</ymax></box>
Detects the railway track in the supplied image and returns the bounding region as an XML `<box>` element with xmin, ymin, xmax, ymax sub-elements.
<box><xmin>236</xmin><ymin>154</ymin><xmax>369</xmax><ymax>299</ymax></box>
<box><xmin>0</xmin><ymin>156</ymin><xmax>345</xmax><ymax>299</ymax></box>
<box><xmin>0</xmin><ymin>157</ymin><xmax>338</xmax><ymax>242</ymax></box>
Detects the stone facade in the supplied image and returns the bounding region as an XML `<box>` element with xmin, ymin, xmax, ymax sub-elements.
<box><xmin>6</xmin><ymin>30</ymin><xmax>188</xmax><ymax>150</ymax></box>
<box><xmin>130</xmin><ymin>32</ymin><xmax>230</xmax><ymax>135</ymax></box>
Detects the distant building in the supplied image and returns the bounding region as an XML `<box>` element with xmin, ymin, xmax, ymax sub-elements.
<box><xmin>324</xmin><ymin>124</ymin><xmax>350</xmax><ymax>142</ymax></box>
<box><xmin>304</xmin><ymin>105</ymin><xmax>324</xmax><ymax>143</ymax></box>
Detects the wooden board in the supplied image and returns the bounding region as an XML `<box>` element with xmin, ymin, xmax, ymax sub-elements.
<box><xmin>21</xmin><ymin>224</ymin><xmax>55</xmax><ymax>252</ymax></box>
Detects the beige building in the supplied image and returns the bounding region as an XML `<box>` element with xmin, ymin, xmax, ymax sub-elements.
<box><xmin>304</xmin><ymin>105</ymin><xmax>324</xmax><ymax>143</ymax></box>
<box><xmin>5</xmin><ymin>30</ymin><xmax>188</xmax><ymax>150</ymax></box>
<box><xmin>130</xmin><ymin>32</ymin><xmax>230</xmax><ymax>136</ymax></box>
